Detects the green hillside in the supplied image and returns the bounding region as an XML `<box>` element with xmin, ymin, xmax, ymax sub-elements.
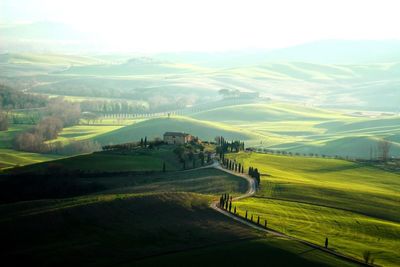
<box><xmin>0</xmin><ymin>149</ymin><xmax>63</xmax><ymax>170</ymax></box>
<box><xmin>0</xmin><ymin>53</ymin><xmax>104</xmax><ymax>65</ymax></box>
<box><xmin>60</xmin><ymin>57</ymin><xmax>205</xmax><ymax>76</ymax></box>
<box><xmin>227</xmin><ymin>152</ymin><xmax>400</xmax><ymax>266</ymax></box>
<box><xmin>9</xmin><ymin>146</ymin><xmax>182</xmax><ymax>174</ymax></box>
<box><xmin>0</xmin><ymin>163</ymin><xmax>358</xmax><ymax>267</ymax></box>
<box><xmin>94</xmin><ymin>116</ymin><xmax>256</xmax><ymax>145</ymax></box>
<box><xmin>191</xmin><ymin>102</ymin><xmax>347</xmax><ymax>122</ymax></box>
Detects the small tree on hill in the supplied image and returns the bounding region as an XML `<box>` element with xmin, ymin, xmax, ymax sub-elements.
<box><xmin>162</xmin><ymin>161</ymin><xmax>166</xmax><ymax>172</ymax></box>
<box><xmin>378</xmin><ymin>140</ymin><xmax>392</xmax><ymax>162</ymax></box>
<box><xmin>363</xmin><ymin>251</ymin><xmax>371</xmax><ymax>264</ymax></box>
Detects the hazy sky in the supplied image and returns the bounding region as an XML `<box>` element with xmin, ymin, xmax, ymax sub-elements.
<box><xmin>1</xmin><ymin>0</ymin><xmax>400</xmax><ymax>52</ymax></box>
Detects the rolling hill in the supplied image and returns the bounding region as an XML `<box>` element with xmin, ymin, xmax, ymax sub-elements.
<box><xmin>227</xmin><ymin>152</ymin><xmax>400</xmax><ymax>266</ymax></box>
<box><xmin>94</xmin><ymin>116</ymin><xmax>257</xmax><ymax>145</ymax></box>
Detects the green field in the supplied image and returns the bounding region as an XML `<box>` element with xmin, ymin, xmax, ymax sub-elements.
<box><xmin>0</xmin><ymin>167</ymin><xmax>358</xmax><ymax>267</ymax></box>
<box><xmin>9</xmin><ymin>146</ymin><xmax>186</xmax><ymax>174</ymax></box>
<box><xmin>190</xmin><ymin>102</ymin><xmax>400</xmax><ymax>158</ymax></box>
<box><xmin>227</xmin><ymin>152</ymin><xmax>400</xmax><ymax>266</ymax></box>
<box><xmin>0</xmin><ymin>149</ymin><xmax>64</xmax><ymax>170</ymax></box>
<box><xmin>94</xmin><ymin>116</ymin><xmax>256</xmax><ymax>145</ymax></box>
<box><xmin>49</xmin><ymin>124</ymin><xmax>124</xmax><ymax>144</ymax></box>
<box><xmin>2</xmin><ymin>100</ymin><xmax>400</xmax><ymax>170</ymax></box>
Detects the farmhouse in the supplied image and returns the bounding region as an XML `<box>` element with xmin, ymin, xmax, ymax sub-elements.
<box><xmin>163</xmin><ymin>132</ymin><xmax>193</xmax><ymax>145</ymax></box>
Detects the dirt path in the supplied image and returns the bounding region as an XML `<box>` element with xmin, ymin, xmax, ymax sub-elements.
<box><xmin>210</xmin><ymin>162</ymin><xmax>369</xmax><ymax>266</ymax></box>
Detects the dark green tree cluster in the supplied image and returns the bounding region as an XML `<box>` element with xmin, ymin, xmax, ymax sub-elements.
<box><xmin>216</xmin><ymin>136</ymin><xmax>245</xmax><ymax>158</ymax></box>
<box><xmin>222</xmin><ymin>158</ymin><xmax>244</xmax><ymax>174</ymax></box>
<box><xmin>219</xmin><ymin>193</ymin><xmax>233</xmax><ymax>212</ymax></box>
<box><xmin>173</xmin><ymin>143</ymin><xmax>206</xmax><ymax>170</ymax></box>
<box><xmin>102</xmin><ymin>138</ymin><xmax>164</xmax><ymax>151</ymax></box>
<box><xmin>248</xmin><ymin>167</ymin><xmax>261</xmax><ymax>187</ymax></box>
<box><xmin>0</xmin><ymin>84</ymin><xmax>48</xmax><ymax>110</ymax></box>
<box><xmin>140</xmin><ymin>136</ymin><xmax>147</xmax><ymax>147</ymax></box>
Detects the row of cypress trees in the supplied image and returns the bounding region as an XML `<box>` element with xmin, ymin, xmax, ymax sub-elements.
<box><xmin>222</xmin><ymin>158</ymin><xmax>244</xmax><ymax>173</ymax></box>
<box><xmin>219</xmin><ymin>193</ymin><xmax>235</xmax><ymax>213</ymax></box>
<box><xmin>219</xmin><ymin>193</ymin><xmax>268</xmax><ymax>229</ymax></box>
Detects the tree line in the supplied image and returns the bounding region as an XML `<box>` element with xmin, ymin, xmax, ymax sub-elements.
<box><xmin>215</xmin><ymin>136</ymin><xmax>245</xmax><ymax>155</ymax></box>
<box><xmin>12</xmin><ymin>98</ymin><xmax>95</xmax><ymax>155</ymax></box>
<box><xmin>221</xmin><ymin>157</ymin><xmax>261</xmax><ymax>188</ymax></box>
<box><xmin>173</xmin><ymin>142</ymin><xmax>212</xmax><ymax>170</ymax></box>
<box><xmin>219</xmin><ymin>193</ymin><xmax>268</xmax><ymax>229</ymax></box>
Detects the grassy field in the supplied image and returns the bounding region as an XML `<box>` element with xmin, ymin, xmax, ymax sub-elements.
<box><xmin>48</xmin><ymin>124</ymin><xmax>124</xmax><ymax>144</ymax></box>
<box><xmin>227</xmin><ymin>152</ymin><xmax>400</xmax><ymax>266</ymax></box>
<box><xmin>100</xmin><ymin>168</ymin><xmax>248</xmax><ymax>196</ymax></box>
<box><xmin>9</xmin><ymin>146</ymin><xmax>185</xmax><ymax>174</ymax></box>
<box><xmin>3</xmin><ymin>101</ymin><xmax>400</xmax><ymax>170</ymax></box>
<box><xmin>189</xmin><ymin>102</ymin><xmax>400</xmax><ymax>158</ymax></box>
<box><xmin>0</xmin><ymin>169</ymin><xmax>358</xmax><ymax>267</ymax></box>
<box><xmin>0</xmin><ymin>149</ymin><xmax>64</xmax><ymax>170</ymax></box>
<box><xmin>94</xmin><ymin>116</ymin><xmax>257</xmax><ymax>145</ymax></box>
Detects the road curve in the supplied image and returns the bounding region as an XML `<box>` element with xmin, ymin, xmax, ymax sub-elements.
<box><xmin>210</xmin><ymin>162</ymin><xmax>369</xmax><ymax>266</ymax></box>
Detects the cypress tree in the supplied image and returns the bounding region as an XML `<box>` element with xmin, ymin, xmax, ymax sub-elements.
<box><xmin>251</xmin><ymin>214</ymin><xmax>253</xmax><ymax>222</ymax></box>
<box><xmin>162</xmin><ymin>161</ymin><xmax>166</xmax><ymax>172</ymax></box>
<box><xmin>229</xmin><ymin>201</ymin><xmax>232</xmax><ymax>212</ymax></box>
<box><xmin>257</xmin><ymin>216</ymin><xmax>260</xmax><ymax>224</ymax></box>
<box><xmin>140</xmin><ymin>138</ymin><xmax>143</xmax><ymax>147</ymax></box>
<box><xmin>144</xmin><ymin>136</ymin><xmax>147</xmax><ymax>147</ymax></box>
<box><xmin>234</xmin><ymin>206</ymin><xmax>236</xmax><ymax>214</ymax></box>
<box><xmin>264</xmin><ymin>220</ymin><xmax>267</xmax><ymax>228</ymax></box>
<box><xmin>245</xmin><ymin>210</ymin><xmax>248</xmax><ymax>219</ymax></box>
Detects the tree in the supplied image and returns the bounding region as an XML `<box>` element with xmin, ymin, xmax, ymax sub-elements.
<box><xmin>199</xmin><ymin>151</ymin><xmax>205</xmax><ymax>166</ymax></box>
<box><xmin>162</xmin><ymin>161</ymin><xmax>166</xmax><ymax>172</ymax></box>
<box><xmin>35</xmin><ymin>116</ymin><xmax>63</xmax><ymax>140</ymax></box>
<box><xmin>363</xmin><ymin>251</ymin><xmax>371</xmax><ymax>264</ymax></box>
<box><xmin>47</xmin><ymin>97</ymin><xmax>81</xmax><ymax>126</ymax></box>
<box><xmin>173</xmin><ymin>145</ymin><xmax>185</xmax><ymax>161</ymax></box>
<box><xmin>0</xmin><ymin>110</ymin><xmax>8</xmax><ymax>131</ymax></box>
<box><xmin>144</xmin><ymin>136</ymin><xmax>147</xmax><ymax>147</ymax></box>
<box><xmin>378</xmin><ymin>140</ymin><xmax>392</xmax><ymax>162</ymax></box>
<box><xmin>325</xmin><ymin>237</ymin><xmax>328</xmax><ymax>248</ymax></box>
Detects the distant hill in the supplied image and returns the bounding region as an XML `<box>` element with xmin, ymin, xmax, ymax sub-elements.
<box><xmin>94</xmin><ymin>116</ymin><xmax>256</xmax><ymax>145</ymax></box>
<box><xmin>59</xmin><ymin>57</ymin><xmax>203</xmax><ymax>76</ymax></box>
<box><xmin>155</xmin><ymin>40</ymin><xmax>400</xmax><ymax>66</ymax></box>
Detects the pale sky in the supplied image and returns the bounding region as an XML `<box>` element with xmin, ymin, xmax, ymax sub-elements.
<box><xmin>1</xmin><ymin>0</ymin><xmax>400</xmax><ymax>52</ymax></box>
